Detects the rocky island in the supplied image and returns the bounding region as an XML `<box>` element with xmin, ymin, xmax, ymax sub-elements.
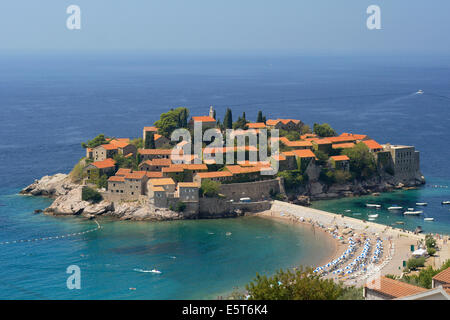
<box><xmin>20</xmin><ymin>106</ymin><xmax>425</xmax><ymax>220</ymax></box>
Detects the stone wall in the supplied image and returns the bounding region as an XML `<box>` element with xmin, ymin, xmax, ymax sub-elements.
<box><xmin>219</xmin><ymin>178</ymin><xmax>284</xmax><ymax>201</ymax></box>
<box><xmin>198</xmin><ymin>198</ymin><xmax>272</xmax><ymax>218</ymax></box>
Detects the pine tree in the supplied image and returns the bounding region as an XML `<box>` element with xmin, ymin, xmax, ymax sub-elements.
<box><xmin>224</xmin><ymin>108</ymin><xmax>233</xmax><ymax>129</ymax></box>
<box><xmin>257</xmin><ymin>110</ymin><xmax>263</xmax><ymax>123</ymax></box>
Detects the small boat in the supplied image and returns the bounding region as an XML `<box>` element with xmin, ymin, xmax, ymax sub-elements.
<box><xmin>416</xmin><ymin>90</ymin><xmax>424</xmax><ymax>94</ymax></box>
<box><xmin>395</xmin><ymin>221</ymin><xmax>405</xmax><ymax>225</ymax></box>
<box><xmin>368</xmin><ymin>218</ymin><xmax>376</xmax><ymax>221</ymax></box>
<box><xmin>352</xmin><ymin>212</ymin><xmax>362</xmax><ymax>216</ymax></box>
<box><xmin>403</xmin><ymin>210</ymin><xmax>423</xmax><ymax>215</ymax></box>
<box><xmin>407</xmin><ymin>208</ymin><xmax>415</xmax><ymax>211</ymax></box>
<box><xmin>366</xmin><ymin>204</ymin><xmax>381</xmax><ymax>208</ymax></box>
<box><xmin>226</xmin><ymin>232</ymin><xmax>232</xmax><ymax>236</ymax></box>
<box><xmin>368</xmin><ymin>214</ymin><xmax>379</xmax><ymax>218</ymax></box>
<box><xmin>424</xmin><ymin>218</ymin><xmax>434</xmax><ymax>221</ymax></box>
<box><xmin>344</xmin><ymin>209</ymin><xmax>351</xmax><ymax>213</ymax></box>
<box><xmin>442</xmin><ymin>201</ymin><xmax>450</xmax><ymax>205</ymax></box>
<box><xmin>416</xmin><ymin>203</ymin><xmax>428</xmax><ymax>206</ymax></box>
<box><xmin>151</xmin><ymin>269</ymin><xmax>162</xmax><ymax>274</ymax></box>
<box><xmin>388</xmin><ymin>206</ymin><xmax>403</xmax><ymax>210</ymax></box>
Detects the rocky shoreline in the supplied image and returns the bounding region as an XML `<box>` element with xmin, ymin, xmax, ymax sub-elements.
<box><xmin>20</xmin><ymin>171</ymin><xmax>426</xmax><ymax>220</ymax></box>
<box><xmin>20</xmin><ymin>174</ymin><xmax>188</xmax><ymax>221</ymax></box>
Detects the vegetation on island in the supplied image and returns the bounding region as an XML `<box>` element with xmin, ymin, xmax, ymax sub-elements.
<box><xmin>313</xmin><ymin>123</ymin><xmax>336</xmax><ymax>137</ymax></box>
<box><xmin>200</xmin><ymin>180</ymin><xmax>221</xmax><ymax>197</ymax></box>
<box><xmin>228</xmin><ymin>266</ymin><xmax>363</xmax><ymax>300</ymax></box>
<box><xmin>342</xmin><ymin>143</ymin><xmax>376</xmax><ymax>179</ymax></box>
<box><xmin>81</xmin><ymin>186</ymin><xmax>103</xmax><ymax>203</ymax></box>
<box><xmin>154</xmin><ymin>107</ymin><xmax>189</xmax><ymax>138</ymax></box>
<box><xmin>81</xmin><ymin>134</ymin><xmax>109</xmax><ymax>149</ymax></box>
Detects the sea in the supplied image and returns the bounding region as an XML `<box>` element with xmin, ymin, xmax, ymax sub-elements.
<box><xmin>0</xmin><ymin>53</ymin><xmax>449</xmax><ymax>299</ymax></box>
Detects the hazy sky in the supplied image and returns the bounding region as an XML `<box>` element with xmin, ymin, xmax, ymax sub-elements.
<box><xmin>0</xmin><ymin>0</ymin><xmax>449</xmax><ymax>54</ymax></box>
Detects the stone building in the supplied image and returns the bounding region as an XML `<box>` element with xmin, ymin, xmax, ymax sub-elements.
<box><xmin>138</xmin><ymin>158</ymin><xmax>172</xmax><ymax>171</ymax></box>
<box><xmin>92</xmin><ymin>140</ymin><xmax>136</xmax><ymax>162</ymax></box>
<box><xmin>193</xmin><ymin>171</ymin><xmax>233</xmax><ymax>185</ymax></box>
<box><xmin>329</xmin><ymin>155</ymin><xmax>350</xmax><ymax>171</ymax></box>
<box><xmin>382</xmin><ymin>144</ymin><xmax>421</xmax><ymax>181</ymax></box>
<box><xmin>189</xmin><ymin>116</ymin><xmax>217</xmax><ymax>130</ymax></box>
<box><xmin>176</xmin><ymin>182</ymin><xmax>200</xmax><ymax>202</ymax></box>
<box><xmin>107</xmin><ymin>170</ymin><xmax>148</xmax><ymax>200</ymax></box>
<box><xmin>138</xmin><ymin>149</ymin><xmax>175</xmax><ymax>161</ymax></box>
<box><xmin>364</xmin><ymin>277</ymin><xmax>427</xmax><ymax>300</ymax></box>
<box><xmin>84</xmin><ymin>158</ymin><xmax>116</xmax><ymax>181</ymax></box>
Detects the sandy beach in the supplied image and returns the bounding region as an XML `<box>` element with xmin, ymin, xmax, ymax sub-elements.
<box><xmin>255</xmin><ymin>201</ymin><xmax>450</xmax><ymax>287</ymax></box>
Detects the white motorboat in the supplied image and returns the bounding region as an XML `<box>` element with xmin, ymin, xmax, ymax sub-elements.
<box><xmin>368</xmin><ymin>214</ymin><xmax>379</xmax><ymax>218</ymax></box>
<box><xmin>424</xmin><ymin>218</ymin><xmax>434</xmax><ymax>221</ymax></box>
<box><xmin>403</xmin><ymin>210</ymin><xmax>423</xmax><ymax>215</ymax></box>
<box><xmin>442</xmin><ymin>201</ymin><xmax>450</xmax><ymax>205</ymax></box>
<box><xmin>388</xmin><ymin>206</ymin><xmax>403</xmax><ymax>210</ymax></box>
<box><xmin>416</xmin><ymin>203</ymin><xmax>428</xmax><ymax>206</ymax></box>
<box><xmin>366</xmin><ymin>204</ymin><xmax>381</xmax><ymax>208</ymax></box>
<box><xmin>416</xmin><ymin>89</ymin><xmax>424</xmax><ymax>94</ymax></box>
<box><xmin>407</xmin><ymin>208</ymin><xmax>415</xmax><ymax>211</ymax></box>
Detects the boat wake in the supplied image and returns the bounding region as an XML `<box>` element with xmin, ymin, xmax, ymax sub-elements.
<box><xmin>133</xmin><ymin>268</ymin><xmax>162</xmax><ymax>274</ymax></box>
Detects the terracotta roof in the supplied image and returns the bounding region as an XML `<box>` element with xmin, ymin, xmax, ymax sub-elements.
<box><xmin>169</xmin><ymin>163</ymin><xmax>208</xmax><ymax>171</ymax></box>
<box><xmin>150</xmin><ymin>158</ymin><xmax>172</xmax><ymax>166</ymax></box>
<box><xmin>237</xmin><ymin>161</ymin><xmax>271</xmax><ymax>167</ymax></box>
<box><xmin>225</xmin><ymin>165</ymin><xmax>269</xmax><ymax>175</ymax></box>
<box><xmin>108</xmin><ymin>176</ymin><xmax>125</xmax><ymax>182</ymax></box>
<box><xmin>151</xmin><ymin>186</ymin><xmax>165</xmax><ymax>192</ymax></box>
<box><xmin>109</xmin><ymin>139</ymin><xmax>130</xmax><ymax>148</ymax></box>
<box><xmin>154</xmin><ymin>134</ymin><xmax>164</xmax><ymax>141</ymax></box>
<box><xmin>99</xmin><ymin>144</ymin><xmax>118</xmax><ymax>151</ymax></box>
<box><xmin>301</xmin><ymin>133</ymin><xmax>318</xmax><ymax>139</ymax></box>
<box><xmin>332</xmin><ymin>143</ymin><xmax>355</xmax><ymax>149</ymax></box>
<box><xmin>365</xmin><ymin>277</ymin><xmax>427</xmax><ymax>298</ymax></box>
<box><xmin>146</xmin><ymin>171</ymin><xmax>163</xmax><ymax>178</ymax></box>
<box><xmin>143</xmin><ymin>126</ymin><xmax>158</xmax><ymax>132</ymax></box>
<box><xmin>91</xmin><ymin>158</ymin><xmax>116</xmax><ymax>169</ymax></box>
<box><xmin>279</xmin><ymin>137</ymin><xmax>313</xmax><ymax>148</ymax></box>
<box><xmin>124</xmin><ymin>171</ymin><xmax>147</xmax><ymax>180</ymax></box>
<box><xmin>178</xmin><ymin>182</ymin><xmax>200</xmax><ymax>188</ymax></box>
<box><xmin>330</xmin><ymin>155</ymin><xmax>350</xmax><ymax>161</ymax></box>
<box><xmin>266</xmin><ymin>119</ymin><xmax>301</xmax><ymax>126</ymax></box>
<box><xmin>162</xmin><ymin>166</ymin><xmax>184</xmax><ymax>173</ymax></box>
<box><xmin>290</xmin><ymin>149</ymin><xmax>316</xmax><ymax>158</ymax></box>
<box><xmin>116</xmin><ymin>168</ymin><xmax>132</xmax><ymax>176</ymax></box>
<box><xmin>138</xmin><ymin>148</ymin><xmax>175</xmax><ymax>155</ymax></box>
<box><xmin>192</xmin><ymin>116</ymin><xmax>216</xmax><ymax>122</ymax></box>
<box><xmin>313</xmin><ymin>139</ymin><xmax>332</xmax><ymax>145</ymax></box>
<box><xmin>328</xmin><ymin>136</ymin><xmax>357</xmax><ymax>143</ymax></box>
<box><xmin>149</xmin><ymin>178</ymin><xmax>176</xmax><ymax>186</ymax></box>
<box><xmin>433</xmin><ymin>267</ymin><xmax>450</xmax><ymax>284</ymax></box>
<box><xmin>195</xmin><ymin>171</ymin><xmax>233</xmax><ymax>179</ymax></box>
<box><xmin>340</xmin><ymin>133</ymin><xmax>368</xmax><ymax>140</ymax></box>
<box><xmin>247</xmin><ymin>122</ymin><xmax>266</xmax><ymax>129</ymax></box>
<box><xmin>362</xmin><ymin>139</ymin><xmax>383</xmax><ymax>150</ymax></box>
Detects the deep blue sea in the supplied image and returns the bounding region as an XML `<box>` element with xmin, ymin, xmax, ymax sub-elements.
<box><xmin>0</xmin><ymin>53</ymin><xmax>449</xmax><ymax>299</ymax></box>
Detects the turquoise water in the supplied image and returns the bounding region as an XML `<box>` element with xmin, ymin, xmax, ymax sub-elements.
<box><xmin>312</xmin><ymin>178</ymin><xmax>450</xmax><ymax>235</ymax></box>
<box><xmin>0</xmin><ymin>189</ymin><xmax>334</xmax><ymax>299</ymax></box>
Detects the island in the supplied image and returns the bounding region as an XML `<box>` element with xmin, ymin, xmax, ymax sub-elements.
<box><xmin>21</xmin><ymin>106</ymin><xmax>425</xmax><ymax>221</ymax></box>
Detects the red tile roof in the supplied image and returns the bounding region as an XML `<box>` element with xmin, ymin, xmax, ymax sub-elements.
<box><xmin>138</xmin><ymin>149</ymin><xmax>175</xmax><ymax>155</ymax></box>
<box><xmin>247</xmin><ymin>122</ymin><xmax>267</xmax><ymax>129</ymax></box>
<box><xmin>340</xmin><ymin>133</ymin><xmax>368</xmax><ymax>140</ymax></box>
<box><xmin>108</xmin><ymin>176</ymin><xmax>125</xmax><ymax>182</ymax></box>
<box><xmin>143</xmin><ymin>126</ymin><xmax>158</xmax><ymax>132</ymax></box>
<box><xmin>146</xmin><ymin>171</ymin><xmax>164</xmax><ymax>178</ymax></box>
<box><xmin>149</xmin><ymin>178</ymin><xmax>176</xmax><ymax>185</ymax></box>
<box><xmin>328</xmin><ymin>136</ymin><xmax>358</xmax><ymax>143</ymax></box>
<box><xmin>365</xmin><ymin>277</ymin><xmax>427</xmax><ymax>298</ymax></box>
<box><xmin>91</xmin><ymin>158</ymin><xmax>116</xmax><ymax>169</ymax></box>
<box><xmin>178</xmin><ymin>182</ymin><xmax>200</xmax><ymax>188</ymax></box>
<box><xmin>192</xmin><ymin>116</ymin><xmax>216</xmax><ymax>122</ymax></box>
<box><xmin>362</xmin><ymin>139</ymin><xmax>383</xmax><ymax>150</ymax></box>
<box><xmin>116</xmin><ymin>168</ymin><xmax>132</xmax><ymax>176</ymax></box>
<box><xmin>433</xmin><ymin>267</ymin><xmax>450</xmax><ymax>284</ymax></box>
<box><xmin>195</xmin><ymin>171</ymin><xmax>233</xmax><ymax>179</ymax></box>
<box><xmin>279</xmin><ymin>137</ymin><xmax>313</xmax><ymax>148</ymax></box>
<box><xmin>109</xmin><ymin>139</ymin><xmax>131</xmax><ymax>148</ymax></box>
<box><xmin>266</xmin><ymin>119</ymin><xmax>301</xmax><ymax>126</ymax></box>
<box><xmin>124</xmin><ymin>171</ymin><xmax>147</xmax><ymax>180</ymax></box>
<box><xmin>330</xmin><ymin>155</ymin><xmax>350</xmax><ymax>161</ymax></box>
<box><xmin>290</xmin><ymin>149</ymin><xmax>316</xmax><ymax>158</ymax></box>
<box><xmin>332</xmin><ymin>143</ymin><xmax>355</xmax><ymax>149</ymax></box>
<box><xmin>162</xmin><ymin>166</ymin><xmax>184</xmax><ymax>173</ymax></box>
<box><xmin>99</xmin><ymin>144</ymin><xmax>118</xmax><ymax>151</ymax></box>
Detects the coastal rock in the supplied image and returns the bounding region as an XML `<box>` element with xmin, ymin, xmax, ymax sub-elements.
<box><xmin>44</xmin><ymin>186</ymin><xmax>89</xmax><ymax>215</ymax></box>
<box><xmin>309</xmin><ymin>182</ymin><xmax>323</xmax><ymax>196</ymax></box>
<box><xmin>20</xmin><ymin>173</ymin><xmax>77</xmax><ymax>198</ymax></box>
<box><xmin>82</xmin><ymin>201</ymin><xmax>114</xmax><ymax>216</ymax></box>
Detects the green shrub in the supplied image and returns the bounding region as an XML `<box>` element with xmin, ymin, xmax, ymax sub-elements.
<box><xmin>175</xmin><ymin>202</ymin><xmax>186</xmax><ymax>212</ymax></box>
<box><xmin>200</xmin><ymin>180</ymin><xmax>221</xmax><ymax>197</ymax></box>
<box><xmin>406</xmin><ymin>257</ymin><xmax>426</xmax><ymax>271</ymax></box>
<box><xmin>81</xmin><ymin>187</ymin><xmax>102</xmax><ymax>203</ymax></box>
<box><xmin>69</xmin><ymin>158</ymin><xmax>87</xmax><ymax>183</ymax></box>
<box><xmin>425</xmin><ymin>234</ymin><xmax>436</xmax><ymax>249</ymax></box>
<box><xmin>427</xmin><ymin>247</ymin><xmax>436</xmax><ymax>256</ymax></box>
<box><xmin>342</xmin><ymin>143</ymin><xmax>376</xmax><ymax>179</ymax></box>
